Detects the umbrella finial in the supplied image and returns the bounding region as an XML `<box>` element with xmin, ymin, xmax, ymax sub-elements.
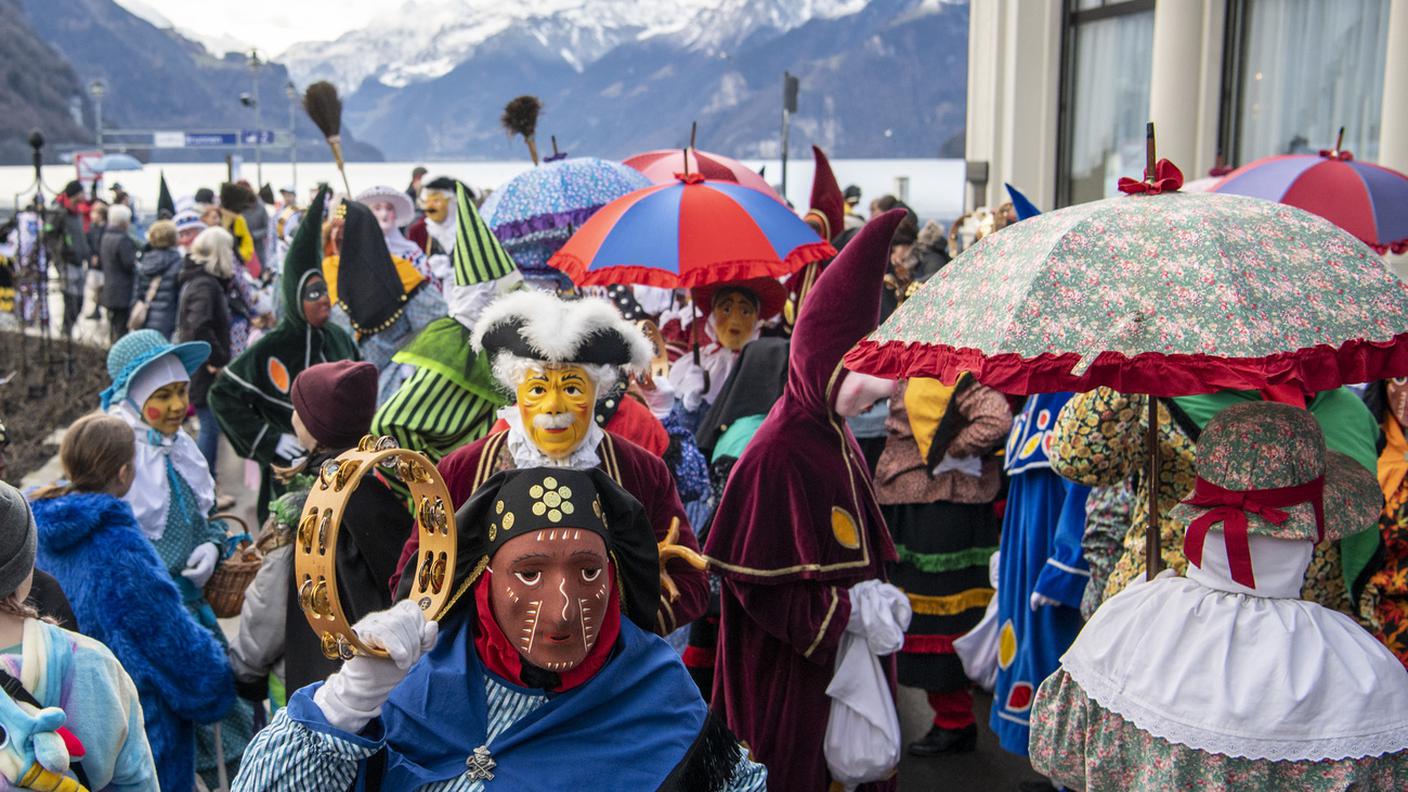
<box><xmin>1145</xmin><ymin>121</ymin><xmax>1156</xmax><ymax>183</ymax></box>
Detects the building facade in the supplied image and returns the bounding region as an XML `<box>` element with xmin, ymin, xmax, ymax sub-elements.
<box><xmin>964</xmin><ymin>0</ymin><xmax>1405</xmax><ymax>218</ymax></box>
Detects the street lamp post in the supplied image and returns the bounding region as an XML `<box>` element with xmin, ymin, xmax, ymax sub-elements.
<box><xmin>286</xmin><ymin>81</ymin><xmax>298</xmax><ymax>194</ymax></box>
<box><xmin>248</xmin><ymin>49</ymin><xmax>263</xmax><ymax>186</ymax></box>
<box><xmin>88</xmin><ymin>80</ymin><xmax>106</xmax><ymax>150</ymax></box>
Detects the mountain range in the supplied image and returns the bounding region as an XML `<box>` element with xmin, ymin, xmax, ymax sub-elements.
<box><xmin>2</xmin><ymin>0</ymin><xmax>967</xmax><ymax>165</ymax></box>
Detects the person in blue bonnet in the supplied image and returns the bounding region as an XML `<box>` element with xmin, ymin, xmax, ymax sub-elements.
<box><xmin>101</xmin><ymin>328</ymin><xmax>254</xmax><ymax>785</ymax></box>
<box><xmin>233</xmin><ymin>466</ymin><xmax>766</xmax><ymax>791</ymax></box>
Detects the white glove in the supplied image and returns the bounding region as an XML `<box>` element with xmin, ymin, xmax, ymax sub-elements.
<box><xmin>932</xmin><ymin>453</ymin><xmax>983</xmax><ymax>478</ymax></box>
<box><xmin>181</xmin><ymin>542</ymin><xmax>220</xmax><ymax>588</ymax></box>
<box><xmin>671</xmin><ymin>364</ymin><xmax>708</xmax><ymax>413</ymax></box>
<box><xmin>312</xmin><ymin>601</ymin><xmax>439</xmax><ymax>733</ymax></box>
<box><xmin>274</xmin><ymin>433</ymin><xmax>305</xmax><ymax>463</ymax></box>
<box><xmin>844</xmin><ymin>580</ymin><xmax>912</xmax><ymax>655</ymax></box>
<box><xmin>427</xmin><ymin>253</ymin><xmax>453</xmax><ymax>283</ymax></box>
<box><xmin>639</xmin><ymin>376</ymin><xmax>677</xmax><ymax>419</ymax></box>
<box><xmin>1029</xmin><ymin>591</ymin><xmax>1061</xmax><ymax>611</ymax></box>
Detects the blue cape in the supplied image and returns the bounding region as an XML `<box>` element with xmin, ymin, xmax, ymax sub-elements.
<box><xmin>378</xmin><ymin>612</ymin><xmax>708</xmax><ymax>790</ymax></box>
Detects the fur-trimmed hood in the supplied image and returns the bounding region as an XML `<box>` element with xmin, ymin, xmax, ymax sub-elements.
<box><xmin>471</xmin><ymin>290</ymin><xmax>653</xmax><ymax>374</ymax></box>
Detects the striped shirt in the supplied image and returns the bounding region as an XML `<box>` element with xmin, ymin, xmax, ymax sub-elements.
<box><xmin>232</xmin><ymin>676</ymin><xmax>767</xmax><ymax>791</ymax></box>
<box><xmin>372</xmin><ymin>366</ymin><xmax>498</xmax><ymax>464</ymax></box>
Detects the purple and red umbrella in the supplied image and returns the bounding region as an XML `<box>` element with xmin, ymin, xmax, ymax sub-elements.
<box><xmin>549</xmin><ymin>174</ymin><xmax>832</xmax><ymax>289</ymax></box>
<box><xmin>1214</xmin><ymin>148</ymin><xmax>1408</xmax><ymax>255</ymax></box>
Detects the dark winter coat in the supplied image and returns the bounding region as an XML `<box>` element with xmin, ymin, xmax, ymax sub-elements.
<box><xmin>176</xmin><ymin>257</ymin><xmax>233</xmax><ymax>406</ymax></box>
<box><xmin>133</xmin><ymin>246</ymin><xmax>184</xmax><ymax>338</ymax></box>
<box><xmin>99</xmin><ymin>228</ymin><xmax>137</xmax><ymax>310</ymax></box>
<box><xmin>31</xmin><ymin>492</ymin><xmax>235</xmax><ymax>792</ymax></box>
<box><xmin>85</xmin><ymin>222</ymin><xmax>106</xmax><ymax>266</ymax></box>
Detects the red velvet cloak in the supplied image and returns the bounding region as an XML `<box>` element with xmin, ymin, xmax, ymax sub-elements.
<box><xmin>704</xmin><ymin>210</ymin><xmax>906</xmax><ymax>791</ymax></box>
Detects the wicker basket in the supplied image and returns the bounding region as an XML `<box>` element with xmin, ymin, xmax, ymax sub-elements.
<box><xmin>203</xmin><ymin>513</ymin><xmax>260</xmax><ymax>619</ymax></box>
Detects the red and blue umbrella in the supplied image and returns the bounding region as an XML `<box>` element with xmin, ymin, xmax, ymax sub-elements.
<box><xmin>1214</xmin><ymin>148</ymin><xmax>1408</xmax><ymax>255</ymax></box>
<box><xmin>549</xmin><ymin>174</ymin><xmax>833</xmax><ymax>289</ymax></box>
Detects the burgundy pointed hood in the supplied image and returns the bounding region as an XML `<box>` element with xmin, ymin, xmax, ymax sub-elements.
<box><xmin>804</xmin><ymin>146</ymin><xmax>846</xmax><ymax>243</ymax></box>
<box><xmin>703</xmin><ymin>210</ymin><xmax>905</xmax><ymax>586</ymax></box>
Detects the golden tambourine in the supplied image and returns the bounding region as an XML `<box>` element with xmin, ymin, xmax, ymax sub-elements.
<box><xmin>295</xmin><ymin>435</ymin><xmax>456</xmax><ymax>660</ymax></box>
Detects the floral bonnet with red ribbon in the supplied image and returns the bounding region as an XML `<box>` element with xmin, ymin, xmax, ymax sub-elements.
<box><xmin>1169</xmin><ymin>401</ymin><xmax>1381</xmax><ymax>590</ymax></box>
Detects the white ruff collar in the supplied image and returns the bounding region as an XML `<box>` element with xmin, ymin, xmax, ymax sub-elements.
<box><xmin>498</xmin><ymin>406</ymin><xmax>603</xmax><ymax>470</ymax></box>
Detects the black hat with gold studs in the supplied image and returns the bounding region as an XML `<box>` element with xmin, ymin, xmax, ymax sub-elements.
<box><xmin>450</xmin><ymin>467</ymin><xmax>660</xmax><ymax>631</ymax></box>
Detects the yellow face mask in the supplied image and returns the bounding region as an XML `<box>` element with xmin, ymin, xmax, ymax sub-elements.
<box><xmin>712</xmin><ymin>292</ymin><xmax>759</xmax><ymax>351</ymax></box>
<box><xmin>421</xmin><ymin>191</ymin><xmax>450</xmax><ymax>223</ymax></box>
<box><xmin>515</xmin><ymin>366</ymin><xmax>597</xmax><ymax>459</ymax></box>
<box><xmin>141</xmin><ymin>381</ymin><xmax>190</xmax><ymax>436</ymax></box>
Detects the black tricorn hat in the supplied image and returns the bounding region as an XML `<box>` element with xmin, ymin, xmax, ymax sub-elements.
<box><xmin>471</xmin><ymin>291</ymin><xmax>653</xmax><ymax>387</ymax></box>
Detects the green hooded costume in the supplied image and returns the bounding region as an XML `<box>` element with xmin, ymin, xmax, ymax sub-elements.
<box><xmin>371</xmin><ymin>182</ymin><xmax>515</xmax><ymax>463</ymax></box>
<box><xmin>208</xmin><ymin>186</ymin><xmax>359</xmax><ymax>518</ymax></box>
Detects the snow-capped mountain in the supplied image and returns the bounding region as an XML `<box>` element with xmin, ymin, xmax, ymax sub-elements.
<box><xmin>334</xmin><ymin>0</ymin><xmax>967</xmax><ymax>161</ymax></box>
<box><xmin>279</xmin><ymin>0</ymin><xmax>871</xmax><ymax>91</ymax></box>
<box><xmin>114</xmin><ymin>0</ymin><xmax>251</xmax><ymax>56</ymax></box>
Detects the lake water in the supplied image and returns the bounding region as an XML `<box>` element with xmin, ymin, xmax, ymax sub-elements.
<box><xmin>0</xmin><ymin>158</ymin><xmax>966</xmax><ymax>224</ymax></box>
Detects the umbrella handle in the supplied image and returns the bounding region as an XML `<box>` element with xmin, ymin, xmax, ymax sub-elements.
<box><xmin>1145</xmin><ymin>395</ymin><xmax>1162</xmax><ymax>578</ymax></box>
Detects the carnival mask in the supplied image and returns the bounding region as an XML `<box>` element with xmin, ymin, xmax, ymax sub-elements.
<box><xmin>301</xmin><ymin>273</ymin><xmax>332</xmax><ymax>329</ymax></box>
<box><xmin>421</xmin><ymin>190</ymin><xmax>451</xmax><ymax>224</ymax></box>
<box><xmin>712</xmin><ymin>290</ymin><xmax>759</xmax><ymax>352</ymax></box>
<box><xmin>141</xmin><ymin>381</ymin><xmax>190</xmax><ymax>436</ymax></box>
<box><xmin>369</xmin><ymin>201</ymin><xmax>399</xmax><ymax>235</ymax></box>
<box><xmin>516</xmin><ymin>366</ymin><xmax>596</xmax><ymax>459</ymax></box>
<box><xmin>489</xmin><ymin>528</ymin><xmax>610</xmax><ymax>672</ymax></box>
<box><xmin>1389</xmin><ymin>378</ymin><xmax>1408</xmax><ymax>428</ymax></box>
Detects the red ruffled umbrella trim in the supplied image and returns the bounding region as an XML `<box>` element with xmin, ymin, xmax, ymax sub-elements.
<box><xmin>842</xmin><ymin>332</ymin><xmax>1408</xmax><ymax>397</ymax></box>
<box><xmin>548</xmin><ymin>240</ymin><xmax>834</xmax><ymax>288</ymax></box>
<box><xmin>1369</xmin><ymin>237</ymin><xmax>1408</xmax><ymax>256</ymax></box>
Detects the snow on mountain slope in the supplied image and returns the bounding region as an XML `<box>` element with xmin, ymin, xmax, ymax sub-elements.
<box><xmin>279</xmin><ymin>0</ymin><xmax>870</xmax><ymax>90</ymax></box>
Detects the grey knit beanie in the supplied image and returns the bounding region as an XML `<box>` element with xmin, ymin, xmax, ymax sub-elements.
<box><xmin>0</xmin><ymin>483</ymin><xmax>36</xmax><ymax>598</ymax></box>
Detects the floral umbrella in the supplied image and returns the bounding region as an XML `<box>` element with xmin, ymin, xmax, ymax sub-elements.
<box><xmin>480</xmin><ymin>156</ymin><xmax>651</xmax><ymax>278</ymax></box>
<box><xmin>845</xmin><ymin>154</ymin><xmax>1408</xmax><ymax>573</ymax></box>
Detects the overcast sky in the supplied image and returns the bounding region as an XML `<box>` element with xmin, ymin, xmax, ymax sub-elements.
<box><xmin>115</xmin><ymin>0</ymin><xmax>395</xmax><ymax>55</ymax></box>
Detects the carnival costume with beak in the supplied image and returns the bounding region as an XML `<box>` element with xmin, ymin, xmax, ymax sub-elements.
<box><xmin>234</xmin><ymin>467</ymin><xmax>767</xmax><ymax>791</ymax></box>
<box><xmin>390</xmin><ymin>291</ymin><xmax>709</xmax><ymax>633</ymax></box>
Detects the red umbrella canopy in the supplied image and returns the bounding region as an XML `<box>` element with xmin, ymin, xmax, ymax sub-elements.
<box><xmin>1213</xmin><ymin>150</ymin><xmax>1408</xmax><ymax>255</ymax></box>
<box><xmin>624</xmin><ymin>148</ymin><xmax>784</xmax><ymax>203</ymax></box>
<box><xmin>549</xmin><ymin>174</ymin><xmax>833</xmax><ymax>289</ymax></box>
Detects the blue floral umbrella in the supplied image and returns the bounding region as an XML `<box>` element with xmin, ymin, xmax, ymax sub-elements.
<box><xmin>481</xmin><ymin>157</ymin><xmax>651</xmax><ymax>278</ymax></box>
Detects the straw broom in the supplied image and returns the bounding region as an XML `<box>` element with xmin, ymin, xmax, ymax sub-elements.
<box><xmin>501</xmin><ymin>96</ymin><xmax>543</xmax><ymax>166</ymax></box>
<box><xmin>303</xmin><ymin>81</ymin><xmax>352</xmax><ymax>195</ymax></box>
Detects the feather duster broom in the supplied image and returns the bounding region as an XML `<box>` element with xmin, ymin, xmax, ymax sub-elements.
<box><xmin>501</xmin><ymin>95</ymin><xmax>542</xmax><ymax>166</ymax></box>
<box><xmin>303</xmin><ymin>81</ymin><xmax>351</xmax><ymax>194</ymax></box>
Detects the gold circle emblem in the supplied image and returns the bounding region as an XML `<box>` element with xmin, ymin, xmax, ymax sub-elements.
<box><xmin>532</xmin><ymin>502</ymin><xmax>546</xmax><ymax>516</ymax></box>
<box><xmin>998</xmin><ymin>620</ymin><xmax>1018</xmax><ymax>670</ymax></box>
<box><xmin>529</xmin><ymin>485</ymin><xmax>544</xmax><ymax>499</ymax></box>
<box><xmin>503</xmin><ymin>512</ymin><xmax>515</xmax><ymax>531</ymax></box>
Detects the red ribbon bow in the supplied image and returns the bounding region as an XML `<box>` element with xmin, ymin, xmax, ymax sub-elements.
<box><xmin>1180</xmin><ymin>475</ymin><xmax>1324</xmax><ymax>589</ymax></box>
<box><xmin>1318</xmin><ymin>148</ymin><xmax>1354</xmax><ymax>162</ymax></box>
<box><xmin>1117</xmin><ymin>158</ymin><xmax>1185</xmax><ymax>195</ymax></box>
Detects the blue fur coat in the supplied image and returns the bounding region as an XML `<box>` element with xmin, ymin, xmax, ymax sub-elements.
<box><xmin>32</xmin><ymin>492</ymin><xmax>235</xmax><ymax>792</ymax></box>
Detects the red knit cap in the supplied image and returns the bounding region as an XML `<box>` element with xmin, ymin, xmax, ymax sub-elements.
<box><xmin>290</xmin><ymin>360</ymin><xmax>378</xmax><ymax>450</ymax></box>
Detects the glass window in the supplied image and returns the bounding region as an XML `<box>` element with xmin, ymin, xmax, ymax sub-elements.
<box><xmin>1058</xmin><ymin>4</ymin><xmax>1156</xmax><ymax>206</ymax></box>
<box><xmin>1233</xmin><ymin>0</ymin><xmax>1390</xmax><ymax>163</ymax></box>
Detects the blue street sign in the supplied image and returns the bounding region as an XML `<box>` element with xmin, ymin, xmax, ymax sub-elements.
<box><xmin>240</xmin><ymin>129</ymin><xmax>276</xmax><ymax>145</ymax></box>
<box><xmin>186</xmin><ymin>132</ymin><xmax>238</xmax><ymax>147</ymax></box>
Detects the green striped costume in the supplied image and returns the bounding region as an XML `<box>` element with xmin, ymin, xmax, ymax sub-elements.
<box><xmin>373</xmin><ymin>182</ymin><xmax>517</xmax><ymax>464</ymax></box>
